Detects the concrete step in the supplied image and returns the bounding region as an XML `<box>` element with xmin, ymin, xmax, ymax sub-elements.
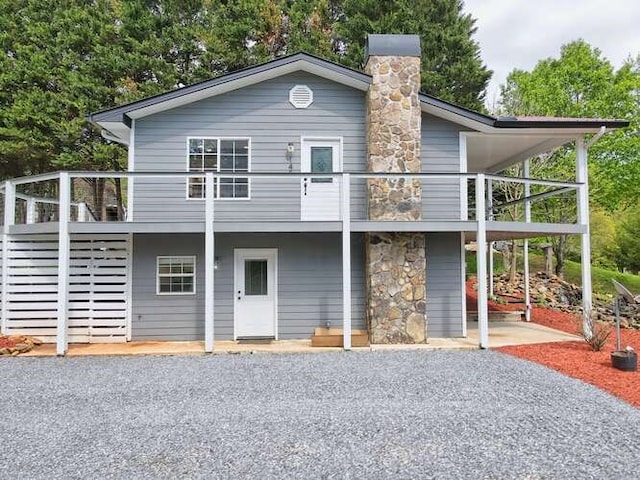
<box><xmin>311</xmin><ymin>328</ymin><xmax>370</xmax><ymax>347</ymax></box>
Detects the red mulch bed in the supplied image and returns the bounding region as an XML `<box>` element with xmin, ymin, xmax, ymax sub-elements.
<box><xmin>467</xmin><ymin>279</ymin><xmax>640</xmax><ymax>408</ymax></box>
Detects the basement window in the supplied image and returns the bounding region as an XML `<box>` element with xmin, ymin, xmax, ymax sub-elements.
<box><xmin>157</xmin><ymin>256</ymin><xmax>196</xmax><ymax>295</ymax></box>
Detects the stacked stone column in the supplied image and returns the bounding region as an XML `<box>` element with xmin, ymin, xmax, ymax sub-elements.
<box><xmin>365</xmin><ymin>48</ymin><xmax>427</xmax><ymax>344</ymax></box>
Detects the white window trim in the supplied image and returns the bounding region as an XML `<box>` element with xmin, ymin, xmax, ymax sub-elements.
<box><xmin>185</xmin><ymin>137</ymin><xmax>252</xmax><ymax>201</ymax></box>
<box><xmin>156</xmin><ymin>255</ymin><xmax>197</xmax><ymax>296</ymax></box>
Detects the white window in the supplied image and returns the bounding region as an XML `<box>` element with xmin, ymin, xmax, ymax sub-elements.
<box><xmin>187</xmin><ymin>138</ymin><xmax>250</xmax><ymax>199</ymax></box>
<box><xmin>157</xmin><ymin>256</ymin><xmax>196</xmax><ymax>295</ymax></box>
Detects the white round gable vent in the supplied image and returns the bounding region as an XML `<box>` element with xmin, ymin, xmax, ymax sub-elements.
<box><xmin>289</xmin><ymin>85</ymin><xmax>313</xmax><ymax>109</ymax></box>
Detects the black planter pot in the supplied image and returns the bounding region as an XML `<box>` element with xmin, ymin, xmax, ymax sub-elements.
<box><xmin>611</xmin><ymin>351</ymin><xmax>637</xmax><ymax>372</ymax></box>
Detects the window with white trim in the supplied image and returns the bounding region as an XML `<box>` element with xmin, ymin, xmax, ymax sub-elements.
<box><xmin>188</xmin><ymin>138</ymin><xmax>250</xmax><ymax>199</ymax></box>
<box><xmin>157</xmin><ymin>256</ymin><xmax>196</xmax><ymax>295</ymax></box>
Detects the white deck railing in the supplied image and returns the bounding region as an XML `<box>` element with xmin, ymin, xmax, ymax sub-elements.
<box><xmin>1</xmin><ymin>171</ymin><xmax>583</xmax><ymax>227</ymax></box>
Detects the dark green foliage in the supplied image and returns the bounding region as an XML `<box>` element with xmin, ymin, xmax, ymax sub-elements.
<box><xmin>337</xmin><ymin>0</ymin><xmax>491</xmax><ymax>111</ymax></box>
<box><xmin>0</xmin><ymin>0</ymin><xmax>491</xmax><ymax>183</ymax></box>
<box><xmin>499</xmin><ymin>40</ymin><xmax>640</xmax><ymax>275</ymax></box>
<box><xmin>615</xmin><ymin>208</ymin><xmax>640</xmax><ymax>274</ymax></box>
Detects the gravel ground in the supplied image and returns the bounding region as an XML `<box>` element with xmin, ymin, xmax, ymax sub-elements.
<box><xmin>1</xmin><ymin>350</ymin><xmax>639</xmax><ymax>479</ymax></box>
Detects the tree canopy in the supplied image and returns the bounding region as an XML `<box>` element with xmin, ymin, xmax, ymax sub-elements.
<box><xmin>499</xmin><ymin>40</ymin><xmax>640</xmax><ymax>212</ymax></box>
<box><xmin>498</xmin><ymin>40</ymin><xmax>640</xmax><ymax>275</ymax></box>
<box><xmin>0</xmin><ymin>0</ymin><xmax>491</xmax><ymax>182</ymax></box>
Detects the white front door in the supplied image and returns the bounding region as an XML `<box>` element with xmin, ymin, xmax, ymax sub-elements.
<box><xmin>301</xmin><ymin>138</ymin><xmax>341</xmax><ymax>221</ymax></box>
<box><xmin>234</xmin><ymin>249</ymin><xmax>278</xmax><ymax>339</ymax></box>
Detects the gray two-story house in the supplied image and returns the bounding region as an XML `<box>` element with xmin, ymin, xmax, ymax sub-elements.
<box><xmin>0</xmin><ymin>35</ymin><xmax>627</xmax><ymax>355</ymax></box>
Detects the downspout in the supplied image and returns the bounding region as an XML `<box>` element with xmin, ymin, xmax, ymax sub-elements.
<box><xmin>586</xmin><ymin>126</ymin><xmax>606</xmax><ymax>149</ymax></box>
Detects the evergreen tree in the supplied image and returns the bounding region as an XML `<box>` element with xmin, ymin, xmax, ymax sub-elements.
<box><xmin>336</xmin><ymin>0</ymin><xmax>491</xmax><ymax>111</ymax></box>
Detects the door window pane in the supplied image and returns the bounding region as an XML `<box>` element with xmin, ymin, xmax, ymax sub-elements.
<box><xmin>245</xmin><ymin>259</ymin><xmax>267</xmax><ymax>295</ymax></box>
<box><xmin>311</xmin><ymin>146</ymin><xmax>333</xmax><ymax>183</ymax></box>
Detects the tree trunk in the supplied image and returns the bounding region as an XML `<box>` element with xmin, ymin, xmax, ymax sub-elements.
<box><xmin>501</xmin><ymin>242</ymin><xmax>511</xmax><ymax>276</ymax></box>
<box><xmin>554</xmin><ymin>235</ymin><xmax>566</xmax><ymax>277</ymax></box>
<box><xmin>92</xmin><ymin>178</ymin><xmax>105</xmax><ymax>221</ymax></box>
<box><xmin>114</xmin><ymin>178</ymin><xmax>125</xmax><ymax>221</ymax></box>
<box><xmin>543</xmin><ymin>246</ymin><xmax>553</xmax><ymax>275</ymax></box>
<box><xmin>509</xmin><ymin>240</ymin><xmax>518</xmax><ymax>283</ymax></box>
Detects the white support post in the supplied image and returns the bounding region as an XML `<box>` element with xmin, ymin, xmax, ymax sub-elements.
<box><xmin>487</xmin><ymin>178</ymin><xmax>494</xmax><ymax>297</ymax></box>
<box><xmin>204</xmin><ymin>172</ymin><xmax>215</xmax><ymax>353</ymax></box>
<box><xmin>576</xmin><ymin>136</ymin><xmax>592</xmax><ymax>337</ymax></box>
<box><xmin>57</xmin><ymin>173</ymin><xmax>70</xmax><ymax>356</ymax></box>
<box><xmin>126</xmin><ymin>120</ymin><xmax>135</xmax><ymax>222</ymax></box>
<box><xmin>77</xmin><ymin>202</ymin><xmax>87</xmax><ymax>223</ymax></box>
<box><xmin>26</xmin><ymin>198</ymin><xmax>36</xmax><ymax>224</ymax></box>
<box><xmin>523</xmin><ymin>159</ymin><xmax>531</xmax><ymax>322</ymax></box>
<box><xmin>2</xmin><ymin>180</ymin><xmax>16</xmax><ymax>335</ymax></box>
<box><xmin>475</xmin><ymin>174</ymin><xmax>489</xmax><ymax>349</ymax></box>
<box><xmin>125</xmin><ymin>233</ymin><xmax>133</xmax><ymax>342</ymax></box>
<box><xmin>342</xmin><ymin>173</ymin><xmax>352</xmax><ymax>351</ymax></box>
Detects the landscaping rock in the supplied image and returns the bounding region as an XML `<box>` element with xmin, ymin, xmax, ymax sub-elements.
<box><xmin>493</xmin><ymin>272</ymin><xmax>640</xmax><ymax>330</ymax></box>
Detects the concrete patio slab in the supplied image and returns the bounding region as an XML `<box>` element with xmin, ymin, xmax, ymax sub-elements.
<box><xmin>17</xmin><ymin>320</ymin><xmax>580</xmax><ymax>357</ymax></box>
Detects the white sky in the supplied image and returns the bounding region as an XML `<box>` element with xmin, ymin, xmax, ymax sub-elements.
<box><xmin>462</xmin><ymin>0</ymin><xmax>640</xmax><ymax>110</ymax></box>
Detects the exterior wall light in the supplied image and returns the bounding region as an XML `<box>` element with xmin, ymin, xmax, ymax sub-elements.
<box><xmin>286</xmin><ymin>143</ymin><xmax>294</xmax><ymax>173</ymax></box>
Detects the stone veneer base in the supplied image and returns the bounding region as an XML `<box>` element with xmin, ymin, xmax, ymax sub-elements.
<box><xmin>366</xmin><ymin>232</ymin><xmax>427</xmax><ymax>344</ymax></box>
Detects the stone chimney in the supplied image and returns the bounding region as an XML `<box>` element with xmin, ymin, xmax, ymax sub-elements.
<box><xmin>364</xmin><ymin>34</ymin><xmax>427</xmax><ymax>344</ymax></box>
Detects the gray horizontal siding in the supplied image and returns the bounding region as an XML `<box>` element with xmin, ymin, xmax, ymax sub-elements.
<box><xmin>426</xmin><ymin>232</ymin><xmax>464</xmax><ymax>337</ymax></box>
<box><xmin>131</xmin><ymin>232</ymin><xmax>365</xmax><ymax>341</ymax></box>
<box><xmin>421</xmin><ymin>114</ymin><xmax>465</xmax><ymax>221</ymax></box>
<box><xmin>133</xmin><ymin>72</ymin><xmax>366</xmax><ymax>223</ymax></box>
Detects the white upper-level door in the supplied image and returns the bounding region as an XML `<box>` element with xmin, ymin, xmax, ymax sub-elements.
<box><xmin>300</xmin><ymin>138</ymin><xmax>341</xmax><ymax>221</ymax></box>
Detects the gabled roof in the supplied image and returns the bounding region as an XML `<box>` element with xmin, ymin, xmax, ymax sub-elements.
<box><xmin>89</xmin><ymin>51</ymin><xmax>629</xmax><ymax>145</ymax></box>
<box><xmin>89</xmin><ymin>53</ymin><xmax>371</xmax><ymax>125</ymax></box>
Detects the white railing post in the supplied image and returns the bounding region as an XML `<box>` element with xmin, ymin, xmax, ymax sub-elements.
<box><xmin>342</xmin><ymin>173</ymin><xmax>352</xmax><ymax>351</ymax></box>
<box><xmin>2</xmin><ymin>180</ymin><xmax>16</xmax><ymax>335</ymax></box>
<box><xmin>26</xmin><ymin>197</ymin><xmax>36</xmax><ymax>224</ymax></box>
<box><xmin>523</xmin><ymin>159</ymin><xmax>532</xmax><ymax>322</ymax></box>
<box><xmin>57</xmin><ymin>173</ymin><xmax>70</xmax><ymax>356</ymax></box>
<box><xmin>204</xmin><ymin>172</ymin><xmax>215</xmax><ymax>353</ymax></box>
<box><xmin>4</xmin><ymin>180</ymin><xmax>15</xmax><ymax>228</ymax></box>
<box><xmin>576</xmin><ymin>136</ymin><xmax>592</xmax><ymax>337</ymax></box>
<box><xmin>475</xmin><ymin>174</ymin><xmax>489</xmax><ymax>349</ymax></box>
<box><xmin>487</xmin><ymin>178</ymin><xmax>494</xmax><ymax>297</ymax></box>
<box><xmin>77</xmin><ymin>202</ymin><xmax>87</xmax><ymax>222</ymax></box>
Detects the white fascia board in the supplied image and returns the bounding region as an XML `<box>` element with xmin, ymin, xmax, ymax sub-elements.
<box><xmin>420</xmin><ymin>103</ymin><xmax>491</xmax><ymax>132</ymax></box>
<box><xmin>420</xmin><ymin>103</ymin><xmax>614</xmax><ymax>136</ymax></box>
<box><xmin>126</xmin><ymin>60</ymin><xmax>370</xmax><ymax>120</ymax></box>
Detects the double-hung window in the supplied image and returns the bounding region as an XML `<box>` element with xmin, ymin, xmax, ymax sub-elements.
<box><xmin>187</xmin><ymin>138</ymin><xmax>250</xmax><ymax>199</ymax></box>
<box><xmin>157</xmin><ymin>256</ymin><xmax>196</xmax><ymax>295</ymax></box>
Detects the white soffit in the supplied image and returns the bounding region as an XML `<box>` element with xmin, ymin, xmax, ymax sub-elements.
<box><xmin>126</xmin><ymin>60</ymin><xmax>369</xmax><ymax>120</ymax></box>
<box><xmin>466</xmin><ymin>134</ymin><xmax>574</xmax><ymax>173</ymax></box>
<box><xmin>99</xmin><ymin>122</ymin><xmax>131</xmax><ymax>145</ymax></box>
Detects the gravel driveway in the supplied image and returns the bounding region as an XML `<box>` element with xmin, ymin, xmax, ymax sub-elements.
<box><xmin>1</xmin><ymin>350</ymin><xmax>638</xmax><ymax>479</ymax></box>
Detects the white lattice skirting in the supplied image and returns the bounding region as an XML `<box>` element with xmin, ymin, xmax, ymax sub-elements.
<box><xmin>1</xmin><ymin>233</ymin><xmax>131</xmax><ymax>343</ymax></box>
